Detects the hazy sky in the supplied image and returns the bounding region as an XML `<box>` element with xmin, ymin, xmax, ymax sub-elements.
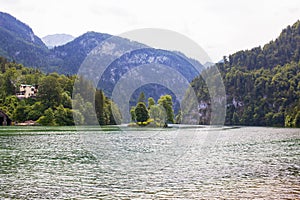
<box><xmin>0</xmin><ymin>0</ymin><xmax>299</xmax><ymax>62</ymax></box>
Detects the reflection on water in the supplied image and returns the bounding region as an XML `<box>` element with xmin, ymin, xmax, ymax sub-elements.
<box><xmin>0</xmin><ymin>126</ymin><xmax>299</xmax><ymax>199</ymax></box>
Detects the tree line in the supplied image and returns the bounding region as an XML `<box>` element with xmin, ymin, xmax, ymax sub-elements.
<box><xmin>0</xmin><ymin>56</ymin><xmax>120</xmax><ymax>126</ymax></box>
<box><xmin>129</xmin><ymin>92</ymin><xmax>175</xmax><ymax>127</ymax></box>
<box><xmin>189</xmin><ymin>20</ymin><xmax>300</xmax><ymax>127</ymax></box>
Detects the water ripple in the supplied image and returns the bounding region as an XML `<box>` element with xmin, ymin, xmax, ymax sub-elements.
<box><xmin>0</xmin><ymin>127</ymin><xmax>299</xmax><ymax>199</ymax></box>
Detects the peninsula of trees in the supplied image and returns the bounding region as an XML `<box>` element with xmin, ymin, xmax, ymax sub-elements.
<box><xmin>129</xmin><ymin>92</ymin><xmax>175</xmax><ymax>127</ymax></box>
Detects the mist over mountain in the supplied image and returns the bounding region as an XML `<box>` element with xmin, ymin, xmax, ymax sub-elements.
<box><xmin>42</xmin><ymin>34</ymin><xmax>74</xmax><ymax>49</ymax></box>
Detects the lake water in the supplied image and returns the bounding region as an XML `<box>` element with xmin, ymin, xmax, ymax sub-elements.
<box><xmin>0</xmin><ymin>126</ymin><xmax>299</xmax><ymax>199</ymax></box>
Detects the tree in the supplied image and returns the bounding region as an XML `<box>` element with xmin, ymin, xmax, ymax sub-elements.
<box><xmin>95</xmin><ymin>89</ymin><xmax>105</xmax><ymax>125</ymax></box>
<box><xmin>72</xmin><ymin>109</ymin><xmax>84</xmax><ymax>125</ymax></box>
<box><xmin>175</xmin><ymin>110</ymin><xmax>182</xmax><ymax>124</ymax></box>
<box><xmin>130</xmin><ymin>106</ymin><xmax>136</xmax><ymax>122</ymax></box>
<box><xmin>138</xmin><ymin>92</ymin><xmax>146</xmax><ymax>103</ymax></box>
<box><xmin>293</xmin><ymin>111</ymin><xmax>300</xmax><ymax>128</ymax></box>
<box><xmin>13</xmin><ymin>103</ymin><xmax>29</xmax><ymax>122</ymax></box>
<box><xmin>285</xmin><ymin>114</ymin><xmax>293</xmax><ymax>127</ymax></box>
<box><xmin>83</xmin><ymin>102</ymin><xmax>97</xmax><ymax>125</ymax></box>
<box><xmin>54</xmin><ymin>105</ymin><xmax>74</xmax><ymax>126</ymax></box>
<box><xmin>135</xmin><ymin>102</ymin><xmax>149</xmax><ymax>123</ymax></box>
<box><xmin>272</xmin><ymin>112</ymin><xmax>284</xmax><ymax>127</ymax></box>
<box><xmin>38</xmin><ymin>76</ymin><xmax>63</xmax><ymax>108</ymax></box>
<box><xmin>158</xmin><ymin>95</ymin><xmax>174</xmax><ymax>124</ymax></box>
<box><xmin>27</xmin><ymin>102</ymin><xmax>44</xmax><ymax>121</ymax></box>
<box><xmin>0</xmin><ymin>96</ymin><xmax>19</xmax><ymax>118</ymax></box>
<box><xmin>37</xmin><ymin>108</ymin><xmax>56</xmax><ymax>126</ymax></box>
<box><xmin>0</xmin><ymin>57</ymin><xmax>7</xmax><ymax>73</ymax></box>
<box><xmin>232</xmin><ymin>112</ymin><xmax>239</xmax><ymax>125</ymax></box>
<box><xmin>109</xmin><ymin>101</ymin><xmax>122</xmax><ymax>125</ymax></box>
<box><xmin>148</xmin><ymin>97</ymin><xmax>155</xmax><ymax>109</ymax></box>
<box><xmin>2</xmin><ymin>67</ymin><xmax>18</xmax><ymax>96</ymax></box>
<box><xmin>72</xmin><ymin>93</ymin><xmax>97</xmax><ymax>124</ymax></box>
<box><xmin>149</xmin><ymin>104</ymin><xmax>166</xmax><ymax>126</ymax></box>
<box><xmin>61</xmin><ymin>92</ymin><xmax>72</xmax><ymax>108</ymax></box>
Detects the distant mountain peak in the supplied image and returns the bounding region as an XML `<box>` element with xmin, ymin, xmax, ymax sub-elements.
<box><xmin>42</xmin><ymin>33</ymin><xmax>75</xmax><ymax>48</ymax></box>
<box><xmin>203</xmin><ymin>61</ymin><xmax>215</xmax><ymax>67</ymax></box>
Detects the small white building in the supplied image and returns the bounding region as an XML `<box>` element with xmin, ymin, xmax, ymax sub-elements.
<box><xmin>16</xmin><ymin>84</ymin><xmax>38</xmax><ymax>99</ymax></box>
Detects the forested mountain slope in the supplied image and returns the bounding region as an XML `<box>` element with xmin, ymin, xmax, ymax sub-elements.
<box><xmin>190</xmin><ymin>20</ymin><xmax>300</xmax><ymax>127</ymax></box>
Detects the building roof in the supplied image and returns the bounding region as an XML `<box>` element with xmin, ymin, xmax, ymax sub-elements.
<box><xmin>20</xmin><ymin>84</ymin><xmax>33</xmax><ymax>87</ymax></box>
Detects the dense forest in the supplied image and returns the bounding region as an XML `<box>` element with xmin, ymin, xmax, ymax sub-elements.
<box><xmin>0</xmin><ymin>55</ymin><xmax>175</xmax><ymax>127</ymax></box>
<box><xmin>190</xmin><ymin>20</ymin><xmax>300</xmax><ymax>127</ymax></box>
<box><xmin>0</xmin><ymin>56</ymin><xmax>120</xmax><ymax>126</ymax></box>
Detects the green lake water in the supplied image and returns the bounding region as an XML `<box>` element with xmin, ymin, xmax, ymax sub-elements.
<box><xmin>0</xmin><ymin>126</ymin><xmax>299</xmax><ymax>199</ymax></box>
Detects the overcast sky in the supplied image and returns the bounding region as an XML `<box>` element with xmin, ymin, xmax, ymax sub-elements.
<box><xmin>0</xmin><ymin>0</ymin><xmax>299</xmax><ymax>62</ymax></box>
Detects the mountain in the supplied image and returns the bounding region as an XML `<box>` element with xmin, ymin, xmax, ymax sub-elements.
<box><xmin>47</xmin><ymin>31</ymin><xmax>112</xmax><ymax>74</ymax></box>
<box><xmin>0</xmin><ymin>11</ymin><xmax>49</xmax><ymax>67</ymax></box>
<box><xmin>0</xmin><ymin>12</ymin><xmax>114</xmax><ymax>72</ymax></box>
<box><xmin>0</xmin><ymin>11</ymin><xmax>204</xmax><ymax>107</ymax></box>
<box><xmin>189</xmin><ymin>20</ymin><xmax>300</xmax><ymax>127</ymax></box>
<box><xmin>97</xmin><ymin>47</ymin><xmax>203</xmax><ymax>111</ymax></box>
<box><xmin>48</xmin><ymin>33</ymin><xmax>204</xmax><ymax>114</ymax></box>
<box><xmin>68</xmin><ymin>35</ymin><xmax>204</xmax><ymax>112</ymax></box>
<box><xmin>226</xmin><ymin>20</ymin><xmax>300</xmax><ymax>70</ymax></box>
<box><xmin>0</xmin><ymin>12</ymin><xmax>204</xmax><ymax>76</ymax></box>
<box><xmin>42</xmin><ymin>34</ymin><xmax>74</xmax><ymax>49</ymax></box>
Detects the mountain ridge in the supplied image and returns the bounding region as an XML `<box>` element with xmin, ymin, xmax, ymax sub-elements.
<box><xmin>0</xmin><ymin>12</ymin><xmax>203</xmax><ymax>75</ymax></box>
<box><xmin>0</xmin><ymin>11</ymin><xmax>204</xmax><ymax>106</ymax></box>
<box><xmin>0</xmin><ymin>11</ymin><xmax>49</xmax><ymax>67</ymax></box>
<box><xmin>0</xmin><ymin>12</ymin><xmax>45</xmax><ymax>48</ymax></box>
<box><xmin>226</xmin><ymin>20</ymin><xmax>300</xmax><ymax>70</ymax></box>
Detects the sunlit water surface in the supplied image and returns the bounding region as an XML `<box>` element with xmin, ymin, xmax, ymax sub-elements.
<box><xmin>0</xmin><ymin>126</ymin><xmax>299</xmax><ymax>199</ymax></box>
